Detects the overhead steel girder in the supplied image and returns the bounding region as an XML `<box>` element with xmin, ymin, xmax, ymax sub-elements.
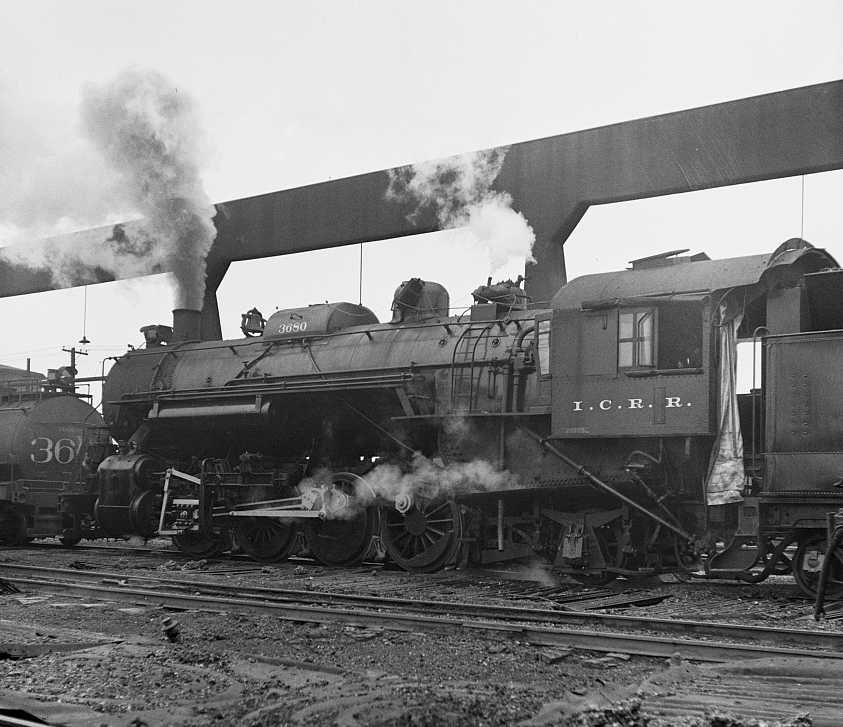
<box><xmin>1</xmin><ymin>79</ymin><xmax>842</xmax><ymax>340</ymax></box>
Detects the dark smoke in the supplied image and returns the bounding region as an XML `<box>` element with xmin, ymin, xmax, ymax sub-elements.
<box><xmin>80</xmin><ymin>69</ymin><xmax>216</xmax><ymax>309</ymax></box>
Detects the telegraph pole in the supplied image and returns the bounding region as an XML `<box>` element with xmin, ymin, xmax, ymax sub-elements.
<box><xmin>61</xmin><ymin>346</ymin><xmax>88</xmax><ymax>391</ymax></box>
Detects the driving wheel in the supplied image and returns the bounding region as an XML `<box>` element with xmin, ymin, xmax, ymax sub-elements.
<box><xmin>380</xmin><ymin>499</ymin><xmax>462</xmax><ymax>572</ymax></box>
<box><xmin>236</xmin><ymin>518</ymin><xmax>297</xmax><ymax>562</ymax></box>
<box><xmin>302</xmin><ymin>473</ymin><xmax>378</xmax><ymax>566</ymax></box>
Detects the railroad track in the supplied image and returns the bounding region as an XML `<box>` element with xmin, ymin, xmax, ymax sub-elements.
<box><xmin>2</xmin><ymin>563</ymin><xmax>841</xmax><ymax>663</ymax></box>
<box><xmin>11</xmin><ymin>542</ymin><xmax>784</xmax><ymax>592</ymax></box>
<box><xmin>9</xmin><ymin>541</ymin><xmax>255</xmax><ymax>561</ymax></box>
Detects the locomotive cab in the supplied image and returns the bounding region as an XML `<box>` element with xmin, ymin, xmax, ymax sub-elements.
<box><xmin>531</xmin><ymin>240</ymin><xmax>840</xmax><ymax>581</ymax></box>
<box><xmin>549</xmin><ymin>240</ymin><xmax>836</xmax><ymax>480</ymax></box>
<box><xmin>551</xmin><ymin>295</ymin><xmax>710</xmax><ymax>440</ymax></box>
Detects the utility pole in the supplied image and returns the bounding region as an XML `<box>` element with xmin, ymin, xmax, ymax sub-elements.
<box><xmin>61</xmin><ymin>346</ymin><xmax>88</xmax><ymax>391</ymax></box>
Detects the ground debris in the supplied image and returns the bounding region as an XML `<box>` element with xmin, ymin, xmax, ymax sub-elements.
<box><xmin>181</xmin><ymin>559</ymin><xmax>209</xmax><ymax>570</ymax></box>
<box><xmin>0</xmin><ymin>579</ymin><xmax>20</xmax><ymax>594</ymax></box>
<box><xmin>539</xmin><ymin>647</ymin><xmax>573</xmax><ymax>664</ymax></box>
<box><xmin>67</xmin><ymin>560</ymin><xmax>94</xmax><ymax>570</ymax></box>
<box><xmin>523</xmin><ymin>695</ymin><xmax>644</xmax><ymax>726</ymax></box>
<box><xmin>526</xmin><ymin>698</ymin><xmax>813</xmax><ymax>727</ymax></box>
<box><xmin>158</xmin><ymin>559</ymin><xmax>209</xmax><ymax>571</ymax></box>
<box><xmin>669</xmin><ymin>712</ymin><xmax>812</xmax><ymax>727</ymax></box>
<box><xmin>581</xmin><ymin>656</ymin><xmax>622</xmax><ymax>668</ymax></box>
<box><xmin>347</xmin><ymin>626</ymin><xmax>383</xmax><ymax>641</ymax></box>
<box><xmin>161</xmin><ymin>617</ymin><xmax>180</xmax><ymax>642</ymax></box>
<box><xmin>14</xmin><ymin>596</ymin><xmax>50</xmax><ymax>605</ymax></box>
<box><xmin>0</xmin><ymin>544</ymin><xmax>832</xmax><ymax>726</ymax></box>
<box><xmin>564</xmin><ymin>698</ymin><xmax>648</xmax><ymax>726</ymax></box>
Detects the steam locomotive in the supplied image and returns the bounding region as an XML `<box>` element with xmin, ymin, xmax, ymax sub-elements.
<box><xmin>0</xmin><ymin>365</ymin><xmax>107</xmax><ymax>545</ymax></box>
<box><xmin>87</xmin><ymin>237</ymin><xmax>843</xmax><ymax>595</ymax></box>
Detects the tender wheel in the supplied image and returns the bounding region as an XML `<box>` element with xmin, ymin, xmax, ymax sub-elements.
<box><xmin>302</xmin><ymin>473</ymin><xmax>378</xmax><ymax>567</ymax></box>
<box><xmin>380</xmin><ymin>500</ymin><xmax>462</xmax><ymax>572</ymax></box>
<box><xmin>235</xmin><ymin>519</ymin><xmax>297</xmax><ymax>562</ymax></box>
<box><xmin>0</xmin><ymin>505</ymin><xmax>26</xmax><ymax>546</ymax></box>
<box><xmin>792</xmin><ymin>533</ymin><xmax>843</xmax><ymax>598</ymax></box>
<box><xmin>172</xmin><ymin>530</ymin><xmax>230</xmax><ymax>557</ymax></box>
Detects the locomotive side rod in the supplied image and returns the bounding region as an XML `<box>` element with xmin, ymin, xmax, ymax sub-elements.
<box><xmin>519</xmin><ymin>427</ymin><xmax>693</xmax><ymax>542</ymax></box>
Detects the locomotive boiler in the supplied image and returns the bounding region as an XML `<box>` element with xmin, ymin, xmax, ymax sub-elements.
<box><xmin>96</xmin><ymin>238</ymin><xmax>843</xmax><ymax>593</ymax></box>
<box><xmin>0</xmin><ymin>367</ymin><xmax>108</xmax><ymax>545</ymax></box>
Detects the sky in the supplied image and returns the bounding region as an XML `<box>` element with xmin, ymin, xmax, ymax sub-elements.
<box><xmin>0</xmin><ymin>0</ymin><xmax>841</xmax><ymax>405</ymax></box>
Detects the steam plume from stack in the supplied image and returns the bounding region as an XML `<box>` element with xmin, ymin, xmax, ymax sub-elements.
<box><xmin>386</xmin><ymin>148</ymin><xmax>535</xmax><ymax>275</ymax></box>
<box><xmin>0</xmin><ymin>79</ymin><xmax>126</xmax><ymax>237</ymax></box>
<box><xmin>0</xmin><ymin>69</ymin><xmax>216</xmax><ymax>309</ymax></box>
<box><xmin>81</xmin><ymin>69</ymin><xmax>217</xmax><ymax>309</ymax></box>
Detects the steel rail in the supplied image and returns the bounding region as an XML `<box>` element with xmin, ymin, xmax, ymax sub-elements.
<box><xmin>5</xmin><ymin>543</ymin><xmax>773</xmax><ymax>588</ymax></box>
<box><xmin>8</xmin><ymin>574</ymin><xmax>843</xmax><ymax>663</ymax></box>
<box><xmin>3</xmin><ymin>564</ymin><xmax>842</xmax><ymax>654</ymax></box>
<box><xmin>0</xmin><ymin>712</ymin><xmax>57</xmax><ymax>727</ymax></box>
<box><xmin>6</xmin><ymin>542</ymin><xmax>257</xmax><ymax>561</ymax></box>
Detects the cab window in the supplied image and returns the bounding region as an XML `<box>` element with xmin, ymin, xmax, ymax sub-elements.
<box><xmin>536</xmin><ymin>319</ymin><xmax>551</xmax><ymax>376</ymax></box>
<box><xmin>617</xmin><ymin>302</ymin><xmax>702</xmax><ymax>372</ymax></box>
<box><xmin>618</xmin><ymin>309</ymin><xmax>655</xmax><ymax>368</ymax></box>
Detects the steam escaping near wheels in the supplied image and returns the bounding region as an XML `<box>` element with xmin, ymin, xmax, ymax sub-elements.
<box><xmin>296</xmin><ymin>455</ymin><xmax>519</xmax><ymax>517</ymax></box>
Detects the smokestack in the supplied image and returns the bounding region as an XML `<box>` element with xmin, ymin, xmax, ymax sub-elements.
<box><xmin>172</xmin><ymin>308</ymin><xmax>202</xmax><ymax>342</ymax></box>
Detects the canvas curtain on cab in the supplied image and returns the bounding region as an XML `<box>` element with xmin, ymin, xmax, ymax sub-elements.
<box><xmin>706</xmin><ymin>301</ymin><xmax>746</xmax><ymax>505</ymax></box>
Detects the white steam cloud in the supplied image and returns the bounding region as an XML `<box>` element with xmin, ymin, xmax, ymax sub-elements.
<box><xmin>2</xmin><ymin>221</ymin><xmax>164</xmax><ymax>289</ymax></box>
<box><xmin>361</xmin><ymin>453</ymin><xmax>519</xmax><ymax>504</ymax></box>
<box><xmin>0</xmin><ymin>69</ymin><xmax>216</xmax><ymax>309</ymax></box>
<box><xmin>0</xmin><ymin>80</ymin><xmax>129</xmax><ymax>236</ymax></box>
<box><xmin>386</xmin><ymin>148</ymin><xmax>535</xmax><ymax>274</ymax></box>
<box><xmin>299</xmin><ymin>453</ymin><xmax>519</xmax><ymax>519</ymax></box>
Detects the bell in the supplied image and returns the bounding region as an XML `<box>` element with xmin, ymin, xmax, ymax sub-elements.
<box><xmin>240</xmin><ymin>308</ymin><xmax>266</xmax><ymax>337</ymax></box>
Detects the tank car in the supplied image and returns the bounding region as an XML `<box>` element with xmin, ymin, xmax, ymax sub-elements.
<box><xmin>0</xmin><ymin>368</ymin><xmax>108</xmax><ymax>545</ymax></box>
<box><xmin>96</xmin><ymin>238</ymin><xmax>843</xmax><ymax>594</ymax></box>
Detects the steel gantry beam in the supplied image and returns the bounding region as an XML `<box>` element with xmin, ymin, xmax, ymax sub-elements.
<box><xmin>1</xmin><ymin>79</ymin><xmax>842</xmax><ymax>339</ymax></box>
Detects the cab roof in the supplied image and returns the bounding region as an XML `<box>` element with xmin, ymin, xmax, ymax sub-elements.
<box><xmin>551</xmin><ymin>239</ymin><xmax>837</xmax><ymax>311</ymax></box>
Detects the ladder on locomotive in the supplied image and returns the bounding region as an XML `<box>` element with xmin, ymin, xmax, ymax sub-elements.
<box><xmin>449</xmin><ymin>324</ymin><xmax>493</xmax><ymax>413</ymax></box>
